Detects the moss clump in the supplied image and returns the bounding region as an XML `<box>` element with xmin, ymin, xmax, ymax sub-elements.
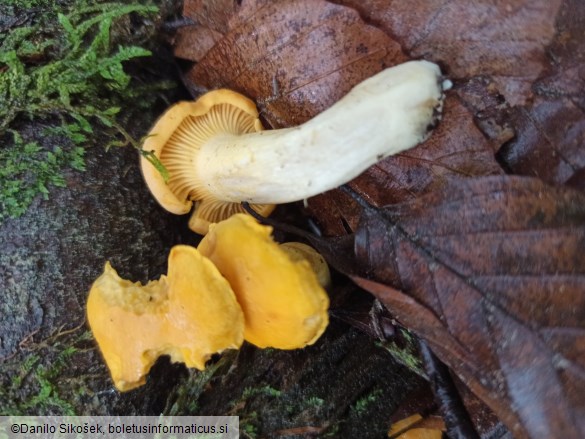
<box><xmin>351</xmin><ymin>388</ymin><xmax>383</xmax><ymax>415</ymax></box>
<box><xmin>376</xmin><ymin>327</ymin><xmax>426</xmax><ymax>378</ymax></box>
<box><xmin>0</xmin><ymin>0</ymin><xmax>166</xmax><ymax>222</ymax></box>
<box><xmin>0</xmin><ymin>131</ymin><xmax>85</xmax><ymax>219</ymax></box>
<box><xmin>0</xmin><ymin>328</ymin><xmax>93</xmax><ymax>415</ymax></box>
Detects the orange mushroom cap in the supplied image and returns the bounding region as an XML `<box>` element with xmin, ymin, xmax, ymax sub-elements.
<box><xmin>140</xmin><ymin>89</ymin><xmax>275</xmax><ymax>235</ymax></box>
<box><xmin>280</xmin><ymin>242</ymin><xmax>331</xmax><ymax>289</ymax></box>
<box><xmin>87</xmin><ymin>245</ymin><xmax>244</xmax><ymax>391</ymax></box>
<box><xmin>198</xmin><ymin>214</ymin><xmax>330</xmax><ymax>349</ymax></box>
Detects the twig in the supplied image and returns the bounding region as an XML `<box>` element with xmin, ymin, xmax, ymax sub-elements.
<box><xmin>418</xmin><ymin>340</ymin><xmax>480</xmax><ymax>439</ymax></box>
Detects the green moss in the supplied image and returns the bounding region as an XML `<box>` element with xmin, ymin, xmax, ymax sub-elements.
<box><xmin>284</xmin><ymin>394</ymin><xmax>325</xmax><ymax>417</ymax></box>
<box><xmin>0</xmin><ymin>328</ymin><xmax>92</xmax><ymax>415</ymax></box>
<box><xmin>241</xmin><ymin>386</ymin><xmax>282</xmax><ymax>400</ymax></box>
<box><xmin>164</xmin><ymin>353</ymin><xmax>237</xmax><ymax>416</ymax></box>
<box><xmin>0</xmin><ymin>0</ymin><xmax>167</xmax><ymax>223</ymax></box>
<box><xmin>322</xmin><ymin>421</ymin><xmax>341</xmax><ymax>437</ymax></box>
<box><xmin>240</xmin><ymin>411</ymin><xmax>259</xmax><ymax>439</ymax></box>
<box><xmin>351</xmin><ymin>388</ymin><xmax>383</xmax><ymax>415</ymax></box>
<box><xmin>231</xmin><ymin>386</ymin><xmax>282</xmax><ymax>438</ymax></box>
<box><xmin>305</xmin><ymin>396</ymin><xmax>325</xmax><ymax>408</ymax></box>
<box><xmin>0</xmin><ymin>131</ymin><xmax>85</xmax><ymax>220</ymax></box>
<box><xmin>376</xmin><ymin>328</ymin><xmax>426</xmax><ymax>378</ymax></box>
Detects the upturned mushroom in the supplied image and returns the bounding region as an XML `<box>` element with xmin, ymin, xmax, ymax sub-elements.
<box><xmin>140</xmin><ymin>89</ymin><xmax>275</xmax><ymax>234</ymax></box>
<box><xmin>87</xmin><ymin>245</ymin><xmax>244</xmax><ymax>391</ymax></box>
<box><xmin>141</xmin><ymin>60</ymin><xmax>446</xmax><ymax>234</ymax></box>
<box><xmin>198</xmin><ymin>214</ymin><xmax>330</xmax><ymax>349</ymax></box>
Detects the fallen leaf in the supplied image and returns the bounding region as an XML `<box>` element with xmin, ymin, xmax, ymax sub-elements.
<box><xmin>349</xmin><ymin>176</ymin><xmax>585</xmax><ymax>438</ymax></box>
<box><xmin>531</xmin><ymin>0</ymin><xmax>585</xmax><ymax>110</ymax></box>
<box><xmin>453</xmin><ymin>76</ymin><xmax>515</xmax><ymax>147</ymax></box>
<box><xmin>497</xmin><ymin>0</ymin><xmax>585</xmax><ymax>185</ymax></box>
<box><xmin>180</xmin><ymin>0</ymin><xmax>406</xmax><ymax>128</ymax></box>
<box><xmin>173</xmin><ymin>25</ymin><xmax>223</xmax><ymax>62</ymax></box>
<box><xmin>332</xmin><ymin>1</ymin><xmax>585</xmax><ymax>186</ymax></box>
<box><xmin>498</xmin><ymin>98</ymin><xmax>585</xmax><ymax>184</ymax></box>
<box><xmin>182</xmin><ymin>0</ymin><xmax>237</xmax><ymax>35</ymax></box>
<box><xmin>334</xmin><ymin>0</ymin><xmax>562</xmax><ymax>107</ymax></box>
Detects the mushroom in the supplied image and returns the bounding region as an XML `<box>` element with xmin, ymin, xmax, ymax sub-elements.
<box><xmin>141</xmin><ymin>60</ymin><xmax>445</xmax><ymax>234</ymax></box>
<box><xmin>140</xmin><ymin>89</ymin><xmax>275</xmax><ymax>235</ymax></box>
<box><xmin>280</xmin><ymin>242</ymin><xmax>331</xmax><ymax>289</ymax></box>
<box><xmin>87</xmin><ymin>245</ymin><xmax>244</xmax><ymax>391</ymax></box>
<box><xmin>198</xmin><ymin>214</ymin><xmax>330</xmax><ymax>349</ymax></box>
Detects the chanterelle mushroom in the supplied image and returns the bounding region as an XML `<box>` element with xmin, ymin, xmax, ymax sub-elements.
<box><xmin>198</xmin><ymin>214</ymin><xmax>330</xmax><ymax>349</ymax></box>
<box><xmin>280</xmin><ymin>242</ymin><xmax>331</xmax><ymax>289</ymax></box>
<box><xmin>140</xmin><ymin>89</ymin><xmax>276</xmax><ymax>234</ymax></box>
<box><xmin>87</xmin><ymin>245</ymin><xmax>244</xmax><ymax>391</ymax></box>
<box><xmin>142</xmin><ymin>60</ymin><xmax>446</xmax><ymax>234</ymax></box>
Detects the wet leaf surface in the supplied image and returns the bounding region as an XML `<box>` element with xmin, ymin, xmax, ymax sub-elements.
<box><xmin>334</xmin><ymin>0</ymin><xmax>562</xmax><ymax>107</ymax></box>
<box><xmin>499</xmin><ymin>97</ymin><xmax>585</xmax><ymax>183</ymax></box>
<box><xmin>180</xmin><ymin>0</ymin><xmax>406</xmax><ymax>128</ymax></box>
<box><xmin>497</xmin><ymin>0</ymin><xmax>585</xmax><ymax>184</ymax></box>
<box><xmin>349</xmin><ymin>176</ymin><xmax>585</xmax><ymax>438</ymax></box>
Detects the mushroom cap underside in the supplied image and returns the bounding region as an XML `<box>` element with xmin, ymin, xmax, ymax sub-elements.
<box><xmin>140</xmin><ymin>89</ymin><xmax>274</xmax><ymax>234</ymax></box>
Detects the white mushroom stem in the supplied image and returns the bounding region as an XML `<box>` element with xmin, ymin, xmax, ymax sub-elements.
<box><xmin>197</xmin><ymin>60</ymin><xmax>445</xmax><ymax>204</ymax></box>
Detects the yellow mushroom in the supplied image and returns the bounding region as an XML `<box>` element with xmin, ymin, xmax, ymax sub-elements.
<box><xmin>141</xmin><ymin>61</ymin><xmax>445</xmax><ymax>235</ymax></box>
<box><xmin>198</xmin><ymin>214</ymin><xmax>330</xmax><ymax>349</ymax></box>
<box><xmin>87</xmin><ymin>245</ymin><xmax>244</xmax><ymax>391</ymax></box>
<box><xmin>140</xmin><ymin>89</ymin><xmax>275</xmax><ymax>235</ymax></box>
<box><xmin>279</xmin><ymin>242</ymin><xmax>331</xmax><ymax>289</ymax></box>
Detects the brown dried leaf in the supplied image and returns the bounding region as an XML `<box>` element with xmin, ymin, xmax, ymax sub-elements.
<box><xmin>350</xmin><ymin>176</ymin><xmax>585</xmax><ymax>438</ymax></box>
<box><xmin>335</xmin><ymin>0</ymin><xmax>562</xmax><ymax>107</ymax></box>
<box><xmin>173</xmin><ymin>25</ymin><xmax>223</xmax><ymax>62</ymax></box>
<box><xmin>180</xmin><ymin>0</ymin><xmax>406</xmax><ymax>127</ymax></box>
<box><xmin>182</xmin><ymin>0</ymin><xmax>237</xmax><ymax>34</ymax></box>
<box><xmin>499</xmin><ymin>98</ymin><xmax>585</xmax><ymax>184</ymax></box>
<box><xmin>332</xmin><ymin>1</ymin><xmax>585</xmax><ymax>186</ymax></box>
<box><xmin>498</xmin><ymin>0</ymin><xmax>585</xmax><ymax>185</ymax></box>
